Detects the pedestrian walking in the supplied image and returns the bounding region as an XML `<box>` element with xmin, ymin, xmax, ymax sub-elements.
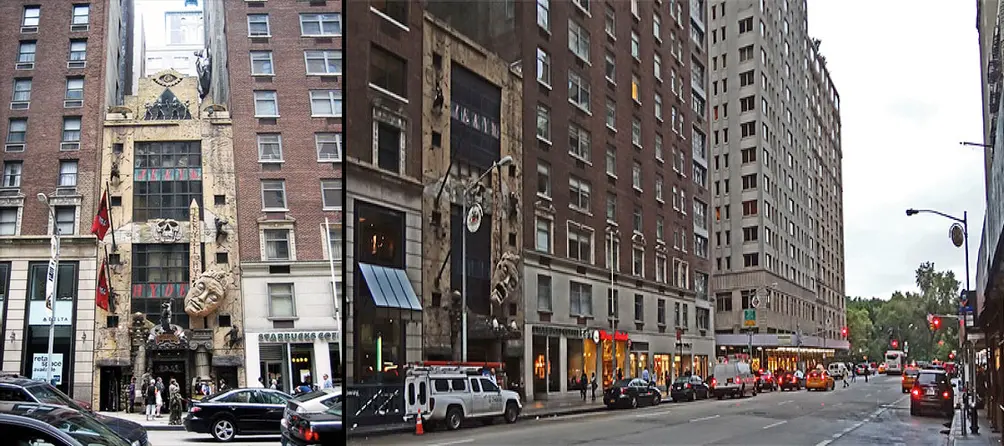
<box><xmin>642</xmin><ymin>368</ymin><xmax>651</xmax><ymax>383</ymax></box>
<box><xmin>842</xmin><ymin>372</ymin><xmax>849</xmax><ymax>388</ymax></box>
<box><xmin>851</xmin><ymin>368</ymin><xmax>857</xmax><ymax>383</ymax></box>
<box><xmin>580</xmin><ymin>372</ymin><xmax>587</xmax><ymax>401</ymax></box>
<box><xmin>590</xmin><ymin>373</ymin><xmax>598</xmax><ymax>401</ymax></box>
<box><xmin>127</xmin><ymin>377</ymin><xmax>137</xmax><ymax>414</ymax></box>
<box><xmin>270</xmin><ymin>379</ymin><xmax>278</xmax><ymax>390</ymax></box>
<box><xmin>665</xmin><ymin>371</ymin><xmax>671</xmax><ymax>394</ymax></box>
<box><xmin>144</xmin><ymin>379</ymin><xmax>157</xmax><ymax>421</ymax></box>
<box><xmin>322</xmin><ymin>374</ymin><xmax>333</xmax><ymax>389</ymax></box>
<box><xmin>168</xmin><ymin>379</ymin><xmax>182</xmax><ymax>425</ymax></box>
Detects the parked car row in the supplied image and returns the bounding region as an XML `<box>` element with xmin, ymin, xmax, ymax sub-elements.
<box><xmin>183</xmin><ymin>386</ymin><xmax>342</xmax><ymax>443</ymax></box>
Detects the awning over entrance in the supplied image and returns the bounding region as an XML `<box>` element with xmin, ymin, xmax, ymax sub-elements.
<box><xmin>358</xmin><ymin>263</ymin><xmax>422</xmax><ymax>311</ymax></box>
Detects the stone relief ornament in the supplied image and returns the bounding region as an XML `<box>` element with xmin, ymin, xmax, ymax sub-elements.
<box><xmin>184</xmin><ymin>269</ymin><xmax>229</xmax><ymax>317</ymax></box>
<box><xmin>490</xmin><ymin>251</ymin><xmax>521</xmax><ymax>308</ymax></box>
<box><xmin>153</xmin><ymin>219</ymin><xmax>182</xmax><ymax>242</ymax></box>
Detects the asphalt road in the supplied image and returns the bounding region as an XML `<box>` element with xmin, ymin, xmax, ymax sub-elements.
<box><xmin>147</xmin><ymin>430</ymin><xmax>281</xmax><ymax>445</ymax></box>
<box><xmin>350</xmin><ymin>375</ymin><xmax>955</xmax><ymax>446</ymax></box>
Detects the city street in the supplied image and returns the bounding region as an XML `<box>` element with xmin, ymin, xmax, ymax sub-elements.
<box><xmin>350</xmin><ymin>375</ymin><xmax>953</xmax><ymax>445</ymax></box>
<box><xmin>147</xmin><ymin>430</ymin><xmax>281</xmax><ymax>445</ymax></box>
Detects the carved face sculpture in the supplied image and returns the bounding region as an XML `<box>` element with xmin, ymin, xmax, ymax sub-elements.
<box><xmin>184</xmin><ymin>270</ymin><xmax>227</xmax><ymax>317</ymax></box>
<box><xmin>156</xmin><ymin>219</ymin><xmax>181</xmax><ymax>242</ymax></box>
<box><xmin>490</xmin><ymin>252</ymin><xmax>521</xmax><ymax>307</ymax></box>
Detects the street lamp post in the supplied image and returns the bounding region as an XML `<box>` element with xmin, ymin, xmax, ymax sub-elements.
<box><xmin>906</xmin><ymin>207</ymin><xmax>974</xmax><ymax>435</ymax></box>
<box><xmin>37</xmin><ymin>193</ymin><xmax>60</xmax><ymax>388</ymax></box>
<box><xmin>461</xmin><ymin>155</ymin><xmax>514</xmax><ymax>362</ymax></box>
<box><xmin>606</xmin><ymin>226</ymin><xmax>619</xmax><ymax>386</ymax></box>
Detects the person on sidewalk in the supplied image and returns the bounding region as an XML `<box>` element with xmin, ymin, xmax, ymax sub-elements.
<box><xmin>144</xmin><ymin>379</ymin><xmax>157</xmax><ymax>421</ymax></box>
<box><xmin>579</xmin><ymin>372</ymin><xmax>587</xmax><ymax>401</ymax></box>
<box><xmin>155</xmin><ymin>377</ymin><xmax>165</xmax><ymax>418</ymax></box>
<box><xmin>642</xmin><ymin>368</ymin><xmax>651</xmax><ymax>384</ymax></box>
<box><xmin>590</xmin><ymin>373</ymin><xmax>598</xmax><ymax>402</ymax></box>
<box><xmin>127</xmin><ymin>377</ymin><xmax>137</xmax><ymax>414</ymax></box>
<box><xmin>665</xmin><ymin>371</ymin><xmax>671</xmax><ymax>394</ymax></box>
<box><xmin>842</xmin><ymin>372</ymin><xmax>850</xmax><ymax>388</ymax></box>
<box><xmin>322</xmin><ymin>374</ymin><xmax>333</xmax><ymax>389</ymax></box>
<box><xmin>168</xmin><ymin>379</ymin><xmax>182</xmax><ymax>425</ymax></box>
<box><xmin>851</xmin><ymin>367</ymin><xmax>857</xmax><ymax>383</ymax></box>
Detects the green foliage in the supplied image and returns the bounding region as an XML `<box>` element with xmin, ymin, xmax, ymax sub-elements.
<box><xmin>845</xmin><ymin>262</ymin><xmax>961</xmax><ymax>363</ymax></box>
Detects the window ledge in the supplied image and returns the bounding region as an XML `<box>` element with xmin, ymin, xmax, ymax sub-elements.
<box><xmin>537</xmin><ymin>80</ymin><xmax>552</xmax><ymax>91</ymax></box>
<box><xmin>317</xmin><ymin>158</ymin><xmax>343</xmax><ymax>163</ymax></box>
<box><xmin>259</xmin><ymin>159</ymin><xmax>284</xmax><ymax>164</ymax></box>
<box><xmin>267</xmin><ymin>316</ymin><xmax>299</xmax><ymax>321</ymax></box>
<box><xmin>251</xmin><ymin>73</ymin><xmax>276</xmax><ymax>78</ymax></box>
<box><xmin>249</xmin><ymin>34</ymin><xmax>273</xmax><ymax>38</ymax></box>
<box><xmin>308</xmin><ymin>72</ymin><xmax>342</xmax><ymax>78</ymax></box>
<box><xmin>301</xmin><ymin>34</ymin><xmax>342</xmax><ymax>39</ymax></box>
<box><xmin>537</xmin><ymin>309</ymin><xmax>553</xmax><ymax>315</ymax></box>
<box><xmin>311</xmin><ymin>114</ymin><xmax>343</xmax><ymax>118</ymax></box>
<box><xmin>255</xmin><ymin>115</ymin><xmax>280</xmax><ymax>119</ymax></box>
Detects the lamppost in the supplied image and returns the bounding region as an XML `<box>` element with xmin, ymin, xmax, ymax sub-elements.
<box><xmin>37</xmin><ymin>193</ymin><xmax>60</xmax><ymax>388</ymax></box>
<box><xmin>461</xmin><ymin>155</ymin><xmax>514</xmax><ymax>362</ymax></box>
<box><xmin>605</xmin><ymin>226</ymin><xmax>620</xmax><ymax>385</ymax></box>
<box><xmin>906</xmin><ymin>207</ymin><xmax>974</xmax><ymax>435</ymax></box>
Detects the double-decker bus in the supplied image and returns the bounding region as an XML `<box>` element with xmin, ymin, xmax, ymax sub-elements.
<box><xmin>884</xmin><ymin>350</ymin><xmax>906</xmax><ymax>375</ymax></box>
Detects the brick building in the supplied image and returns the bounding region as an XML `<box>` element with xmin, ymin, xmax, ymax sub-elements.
<box><xmin>204</xmin><ymin>0</ymin><xmax>343</xmax><ymax>391</ymax></box>
<box><xmin>0</xmin><ymin>0</ymin><xmax>133</xmax><ymax>407</ymax></box>
<box><xmin>516</xmin><ymin>0</ymin><xmax>715</xmax><ymax>400</ymax></box>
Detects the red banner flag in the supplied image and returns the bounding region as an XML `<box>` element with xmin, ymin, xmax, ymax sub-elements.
<box><xmin>96</xmin><ymin>260</ymin><xmax>110</xmax><ymax>311</ymax></box>
<box><xmin>91</xmin><ymin>190</ymin><xmax>110</xmax><ymax>240</ymax></box>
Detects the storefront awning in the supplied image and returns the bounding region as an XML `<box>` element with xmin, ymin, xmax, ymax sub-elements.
<box><xmin>359</xmin><ymin>263</ymin><xmax>422</xmax><ymax>311</ymax></box>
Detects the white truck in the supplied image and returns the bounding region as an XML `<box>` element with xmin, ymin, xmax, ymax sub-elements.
<box><xmin>404</xmin><ymin>365</ymin><xmax>522</xmax><ymax>431</ymax></box>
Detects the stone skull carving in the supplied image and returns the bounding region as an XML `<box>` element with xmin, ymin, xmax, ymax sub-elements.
<box><xmin>155</xmin><ymin>219</ymin><xmax>182</xmax><ymax>242</ymax></box>
<box><xmin>184</xmin><ymin>269</ymin><xmax>228</xmax><ymax>317</ymax></box>
<box><xmin>490</xmin><ymin>251</ymin><xmax>521</xmax><ymax>308</ymax></box>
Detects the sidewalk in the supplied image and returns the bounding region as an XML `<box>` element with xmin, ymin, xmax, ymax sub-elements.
<box><xmin>948</xmin><ymin>411</ymin><xmax>1000</xmax><ymax>446</ymax></box>
<box><xmin>348</xmin><ymin>391</ymin><xmax>621</xmax><ymax>438</ymax></box>
<box><xmin>96</xmin><ymin>410</ymin><xmax>186</xmax><ymax>431</ymax></box>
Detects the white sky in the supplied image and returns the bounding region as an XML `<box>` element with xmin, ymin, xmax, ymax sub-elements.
<box><xmin>807</xmin><ymin>1</ymin><xmax>987</xmax><ymax>298</ymax></box>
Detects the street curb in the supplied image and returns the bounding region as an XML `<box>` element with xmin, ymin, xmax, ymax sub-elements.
<box><xmin>347</xmin><ymin>405</ymin><xmax>609</xmax><ymax>439</ymax></box>
<box><xmin>143</xmin><ymin>425</ymin><xmax>185</xmax><ymax>432</ymax></box>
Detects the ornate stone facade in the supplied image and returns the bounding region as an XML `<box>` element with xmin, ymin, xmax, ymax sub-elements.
<box><xmin>420</xmin><ymin>15</ymin><xmax>525</xmax><ymax>363</ymax></box>
<box><xmin>93</xmin><ymin>70</ymin><xmax>244</xmax><ymax>405</ymax></box>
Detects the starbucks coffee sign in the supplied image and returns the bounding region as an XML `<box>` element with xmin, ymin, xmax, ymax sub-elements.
<box><xmin>258</xmin><ymin>331</ymin><xmax>339</xmax><ymax>343</ymax></box>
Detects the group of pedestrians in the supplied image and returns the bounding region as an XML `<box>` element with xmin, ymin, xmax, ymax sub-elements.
<box><xmin>125</xmin><ymin>376</ymin><xmax>183</xmax><ymax>423</ymax></box>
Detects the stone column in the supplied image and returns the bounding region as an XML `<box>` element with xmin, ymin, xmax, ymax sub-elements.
<box><xmin>132</xmin><ymin>343</ymin><xmax>146</xmax><ymax>386</ymax></box>
<box><xmin>194</xmin><ymin>346</ymin><xmax>210</xmax><ymax>382</ymax></box>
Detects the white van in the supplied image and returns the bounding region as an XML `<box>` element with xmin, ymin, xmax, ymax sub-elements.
<box><xmin>404</xmin><ymin>366</ymin><xmax>522</xmax><ymax>431</ymax></box>
<box><xmin>827</xmin><ymin>362</ymin><xmax>848</xmax><ymax>380</ymax></box>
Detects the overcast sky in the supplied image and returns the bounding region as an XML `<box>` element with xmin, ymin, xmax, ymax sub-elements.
<box><xmin>806</xmin><ymin>1</ymin><xmax>987</xmax><ymax>299</ymax></box>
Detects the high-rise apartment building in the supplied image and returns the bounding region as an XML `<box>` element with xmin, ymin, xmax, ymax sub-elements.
<box><xmin>204</xmin><ymin>0</ymin><xmax>344</xmax><ymax>392</ymax></box>
<box><xmin>132</xmin><ymin>0</ymin><xmax>204</xmax><ymax>88</ymax></box>
<box><xmin>707</xmin><ymin>0</ymin><xmax>847</xmax><ymax>367</ymax></box>
<box><xmin>0</xmin><ymin>0</ymin><xmax>133</xmax><ymax>406</ymax></box>
<box><xmin>517</xmin><ymin>0</ymin><xmax>715</xmax><ymax>401</ymax></box>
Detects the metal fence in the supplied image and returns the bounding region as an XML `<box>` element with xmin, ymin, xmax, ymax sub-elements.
<box><xmin>345</xmin><ymin>384</ymin><xmax>406</xmax><ymax>427</ymax></box>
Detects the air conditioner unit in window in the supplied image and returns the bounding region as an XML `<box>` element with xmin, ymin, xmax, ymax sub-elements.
<box><xmin>20</xmin><ymin>26</ymin><xmax>38</xmax><ymax>34</ymax></box>
<box><xmin>15</xmin><ymin>63</ymin><xmax>34</xmax><ymax>70</ymax></box>
<box><xmin>70</xmin><ymin>24</ymin><xmax>89</xmax><ymax>32</ymax></box>
<box><xmin>64</xmin><ymin>100</ymin><xmax>83</xmax><ymax>108</ymax></box>
<box><xmin>10</xmin><ymin>102</ymin><xmax>28</xmax><ymax>111</ymax></box>
<box><xmin>55</xmin><ymin>187</ymin><xmax>77</xmax><ymax>196</ymax></box>
<box><xmin>60</xmin><ymin>142</ymin><xmax>80</xmax><ymax>151</ymax></box>
<box><xmin>4</xmin><ymin>144</ymin><xmax>25</xmax><ymax>152</ymax></box>
<box><xmin>67</xmin><ymin>61</ymin><xmax>86</xmax><ymax>69</ymax></box>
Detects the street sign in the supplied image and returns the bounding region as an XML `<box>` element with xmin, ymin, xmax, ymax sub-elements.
<box><xmin>743</xmin><ymin>309</ymin><xmax>756</xmax><ymax>328</ymax></box>
<box><xmin>751</xmin><ymin>295</ymin><xmax>761</xmax><ymax>309</ymax></box>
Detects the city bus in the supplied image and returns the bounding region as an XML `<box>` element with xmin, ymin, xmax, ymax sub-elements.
<box><xmin>884</xmin><ymin>350</ymin><xmax>906</xmax><ymax>375</ymax></box>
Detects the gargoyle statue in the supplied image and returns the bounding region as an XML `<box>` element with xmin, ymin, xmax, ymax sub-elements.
<box><xmin>184</xmin><ymin>269</ymin><xmax>229</xmax><ymax>317</ymax></box>
<box><xmin>490</xmin><ymin>251</ymin><xmax>521</xmax><ymax>309</ymax></box>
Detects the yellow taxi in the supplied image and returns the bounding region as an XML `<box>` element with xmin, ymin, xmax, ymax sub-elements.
<box><xmin>901</xmin><ymin>367</ymin><xmax>920</xmax><ymax>393</ymax></box>
<box><xmin>878</xmin><ymin>363</ymin><xmax>888</xmax><ymax>374</ymax></box>
<box><xmin>805</xmin><ymin>369</ymin><xmax>835</xmax><ymax>391</ymax></box>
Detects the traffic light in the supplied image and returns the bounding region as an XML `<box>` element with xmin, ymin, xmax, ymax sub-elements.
<box><xmin>932</xmin><ymin>317</ymin><xmax>941</xmax><ymax>330</ymax></box>
<box><xmin>949</xmin><ymin>351</ymin><xmax>956</xmax><ymax>360</ymax></box>
<box><xmin>841</xmin><ymin>326</ymin><xmax>847</xmax><ymax>337</ymax></box>
<box><xmin>891</xmin><ymin>339</ymin><xmax>899</xmax><ymax>349</ymax></box>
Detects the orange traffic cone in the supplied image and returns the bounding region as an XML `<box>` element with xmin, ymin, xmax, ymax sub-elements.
<box><xmin>415</xmin><ymin>409</ymin><xmax>424</xmax><ymax>435</ymax></box>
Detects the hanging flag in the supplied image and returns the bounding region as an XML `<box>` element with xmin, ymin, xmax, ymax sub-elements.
<box><xmin>91</xmin><ymin>190</ymin><xmax>110</xmax><ymax>240</ymax></box>
<box><xmin>96</xmin><ymin>260</ymin><xmax>110</xmax><ymax>311</ymax></box>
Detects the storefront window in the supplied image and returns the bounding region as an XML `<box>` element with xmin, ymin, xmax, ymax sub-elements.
<box><xmin>693</xmin><ymin>355</ymin><xmax>708</xmax><ymax>378</ymax></box>
<box><xmin>291</xmin><ymin>344</ymin><xmax>315</xmax><ymax>387</ymax></box>
<box><xmin>654</xmin><ymin>354</ymin><xmax>671</xmax><ymax>386</ymax></box>
<box><xmin>356</xmin><ymin>316</ymin><xmax>404</xmax><ymax>383</ymax></box>
<box><xmin>601</xmin><ymin>339</ymin><xmax>627</xmax><ymax>387</ymax></box>
<box><xmin>629</xmin><ymin>352</ymin><xmax>649</xmax><ymax>379</ymax></box>
<box><xmin>531</xmin><ymin>336</ymin><xmax>559</xmax><ymax>395</ymax></box>
<box><xmin>583</xmin><ymin>340</ymin><xmax>598</xmax><ymax>384</ymax></box>
<box><xmin>567</xmin><ymin>340</ymin><xmax>585</xmax><ymax>390</ymax></box>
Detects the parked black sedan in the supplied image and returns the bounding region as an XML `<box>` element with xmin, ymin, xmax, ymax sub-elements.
<box><xmin>603</xmin><ymin>379</ymin><xmax>662</xmax><ymax>409</ymax></box>
<box><xmin>281</xmin><ymin>405</ymin><xmax>343</xmax><ymax>446</ymax></box>
<box><xmin>670</xmin><ymin>376</ymin><xmax>710</xmax><ymax>402</ymax></box>
<box><xmin>0</xmin><ymin>376</ymin><xmax>148</xmax><ymax>445</ymax></box>
<box><xmin>184</xmin><ymin>388</ymin><xmax>293</xmax><ymax>442</ymax></box>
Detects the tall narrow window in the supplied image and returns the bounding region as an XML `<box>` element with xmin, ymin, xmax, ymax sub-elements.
<box><xmin>250</xmin><ymin>51</ymin><xmax>274</xmax><ymax>75</ymax></box>
<box><xmin>248</xmin><ymin>14</ymin><xmax>271</xmax><ymax>36</ymax></box>
<box><xmin>11</xmin><ymin>79</ymin><xmax>31</xmax><ymax>106</ymax></box>
<box><xmin>58</xmin><ymin>160</ymin><xmax>78</xmax><ymax>188</ymax></box>
<box><xmin>315</xmin><ymin>133</ymin><xmax>342</xmax><ymax>162</ymax></box>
